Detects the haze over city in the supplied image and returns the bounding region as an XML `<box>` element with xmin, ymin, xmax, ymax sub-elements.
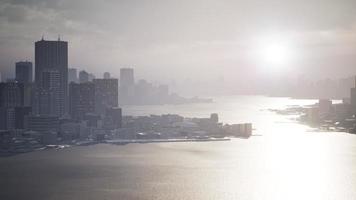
<box><xmin>1</xmin><ymin>0</ymin><xmax>356</xmax><ymax>95</ymax></box>
<box><xmin>1</xmin><ymin>1</ymin><xmax>356</xmax><ymax>200</ymax></box>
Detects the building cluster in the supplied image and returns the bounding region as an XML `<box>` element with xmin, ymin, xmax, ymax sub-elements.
<box><xmin>302</xmin><ymin>77</ymin><xmax>356</xmax><ymax>133</ymax></box>
<box><xmin>0</xmin><ymin>38</ymin><xmax>122</xmax><ymax>154</ymax></box>
<box><xmin>0</xmin><ymin>38</ymin><xmax>243</xmax><ymax>155</ymax></box>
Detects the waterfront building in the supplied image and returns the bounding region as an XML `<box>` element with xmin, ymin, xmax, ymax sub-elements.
<box><xmin>26</xmin><ymin>115</ymin><xmax>60</xmax><ymax>132</ymax></box>
<box><xmin>351</xmin><ymin>76</ymin><xmax>356</xmax><ymax>115</ymax></box>
<box><xmin>104</xmin><ymin>107</ymin><xmax>122</xmax><ymax>129</ymax></box>
<box><xmin>15</xmin><ymin>61</ymin><xmax>33</xmax><ymax>83</ymax></box>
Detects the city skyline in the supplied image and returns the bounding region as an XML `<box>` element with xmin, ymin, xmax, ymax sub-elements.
<box><xmin>0</xmin><ymin>0</ymin><xmax>356</xmax><ymax>88</ymax></box>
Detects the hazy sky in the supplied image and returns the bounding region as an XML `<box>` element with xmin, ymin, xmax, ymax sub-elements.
<box><xmin>0</xmin><ymin>0</ymin><xmax>356</xmax><ymax>89</ymax></box>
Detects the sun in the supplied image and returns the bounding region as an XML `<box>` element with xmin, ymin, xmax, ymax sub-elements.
<box><xmin>261</xmin><ymin>43</ymin><xmax>291</xmax><ymax>65</ymax></box>
<box><xmin>254</xmin><ymin>36</ymin><xmax>294</xmax><ymax>68</ymax></box>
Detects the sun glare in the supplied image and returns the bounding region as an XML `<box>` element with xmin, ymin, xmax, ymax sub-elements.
<box><xmin>254</xmin><ymin>36</ymin><xmax>294</xmax><ymax>69</ymax></box>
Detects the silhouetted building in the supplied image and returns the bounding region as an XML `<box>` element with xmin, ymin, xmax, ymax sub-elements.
<box><xmin>351</xmin><ymin>77</ymin><xmax>356</xmax><ymax>115</ymax></box>
<box><xmin>15</xmin><ymin>61</ymin><xmax>33</xmax><ymax>83</ymax></box>
<box><xmin>0</xmin><ymin>82</ymin><xmax>24</xmax><ymax>107</ymax></box>
<box><xmin>79</xmin><ymin>70</ymin><xmax>89</xmax><ymax>83</ymax></box>
<box><xmin>68</xmin><ymin>68</ymin><xmax>78</xmax><ymax>83</ymax></box>
<box><xmin>120</xmin><ymin>68</ymin><xmax>134</xmax><ymax>88</ymax></box>
<box><xmin>35</xmin><ymin>38</ymin><xmax>68</xmax><ymax>117</ymax></box>
<box><xmin>69</xmin><ymin>82</ymin><xmax>95</xmax><ymax>120</ymax></box>
<box><xmin>103</xmin><ymin>72</ymin><xmax>111</xmax><ymax>79</ymax></box>
<box><xmin>93</xmin><ymin>79</ymin><xmax>118</xmax><ymax>115</ymax></box>
<box><xmin>0</xmin><ymin>82</ymin><xmax>25</xmax><ymax>130</ymax></box>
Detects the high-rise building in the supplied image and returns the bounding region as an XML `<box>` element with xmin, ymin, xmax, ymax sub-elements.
<box><xmin>79</xmin><ymin>70</ymin><xmax>89</xmax><ymax>83</ymax></box>
<box><xmin>69</xmin><ymin>82</ymin><xmax>95</xmax><ymax>120</ymax></box>
<box><xmin>351</xmin><ymin>77</ymin><xmax>356</xmax><ymax>115</ymax></box>
<box><xmin>15</xmin><ymin>61</ymin><xmax>33</xmax><ymax>83</ymax></box>
<box><xmin>0</xmin><ymin>82</ymin><xmax>24</xmax><ymax>130</ymax></box>
<box><xmin>120</xmin><ymin>68</ymin><xmax>134</xmax><ymax>88</ymax></box>
<box><xmin>68</xmin><ymin>68</ymin><xmax>78</xmax><ymax>83</ymax></box>
<box><xmin>93</xmin><ymin>79</ymin><xmax>118</xmax><ymax>115</ymax></box>
<box><xmin>35</xmin><ymin>38</ymin><xmax>68</xmax><ymax>117</ymax></box>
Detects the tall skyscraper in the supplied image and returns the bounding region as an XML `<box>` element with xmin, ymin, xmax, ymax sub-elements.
<box><xmin>15</xmin><ymin>61</ymin><xmax>33</xmax><ymax>83</ymax></box>
<box><xmin>79</xmin><ymin>70</ymin><xmax>89</xmax><ymax>83</ymax></box>
<box><xmin>35</xmin><ymin>38</ymin><xmax>68</xmax><ymax>117</ymax></box>
<box><xmin>93</xmin><ymin>78</ymin><xmax>118</xmax><ymax>115</ymax></box>
<box><xmin>68</xmin><ymin>68</ymin><xmax>78</xmax><ymax>83</ymax></box>
<box><xmin>69</xmin><ymin>82</ymin><xmax>95</xmax><ymax>120</ymax></box>
<box><xmin>120</xmin><ymin>68</ymin><xmax>134</xmax><ymax>88</ymax></box>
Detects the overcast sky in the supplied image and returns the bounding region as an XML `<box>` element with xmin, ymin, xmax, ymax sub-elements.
<box><xmin>0</xmin><ymin>0</ymin><xmax>356</xmax><ymax>87</ymax></box>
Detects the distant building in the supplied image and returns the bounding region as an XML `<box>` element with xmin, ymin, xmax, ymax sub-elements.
<box><xmin>318</xmin><ymin>99</ymin><xmax>332</xmax><ymax>116</ymax></box>
<box><xmin>68</xmin><ymin>68</ymin><xmax>78</xmax><ymax>83</ymax></box>
<box><xmin>35</xmin><ymin>38</ymin><xmax>68</xmax><ymax>117</ymax></box>
<box><xmin>93</xmin><ymin>79</ymin><xmax>118</xmax><ymax>115</ymax></box>
<box><xmin>351</xmin><ymin>77</ymin><xmax>356</xmax><ymax>115</ymax></box>
<box><xmin>15</xmin><ymin>61</ymin><xmax>33</xmax><ymax>83</ymax></box>
<box><xmin>69</xmin><ymin>82</ymin><xmax>95</xmax><ymax>120</ymax></box>
<box><xmin>120</xmin><ymin>68</ymin><xmax>134</xmax><ymax>88</ymax></box>
<box><xmin>79</xmin><ymin>70</ymin><xmax>89</xmax><ymax>83</ymax></box>
<box><xmin>103</xmin><ymin>72</ymin><xmax>111</xmax><ymax>79</ymax></box>
<box><xmin>210</xmin><ymin>113</ymin><xmax>219</xmax><ymax>123</ymax></box>
<box><xmin>88</xmin><ymin>73</ymin><xmax>96</xmax><ymax>82</ymax></box>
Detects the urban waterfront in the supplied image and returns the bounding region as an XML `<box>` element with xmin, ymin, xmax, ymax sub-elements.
<box><xmin>1</xmin><ymin>96</ymin><xmax>355</xmax><ymax>200</ymax></box>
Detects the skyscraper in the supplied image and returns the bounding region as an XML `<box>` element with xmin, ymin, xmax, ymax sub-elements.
<box><xmin>15</xmin><ymin>61</ymin><xmax>33</xmax><ymax>83</ymax></box>
<box><xmin>68</xmin><ymin>68</ymin><xmax>78</xmax><ymax>83</ymax></box>
<box><xmin>93</xmin><ymin>78</ymin><xmax>118</xmax><ymax>115</ymax></box>
<box><xmin>35</xmin><ymin>38</ymin><xmax>68</xmax><ymax>117</ymax></box>
<box><xmin>69</xmin><ymin>82</ymin><xmax>95</xmax><ymax>120</ymax></box>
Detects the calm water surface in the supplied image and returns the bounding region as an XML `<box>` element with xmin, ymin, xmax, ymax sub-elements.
<box><xmin>1</xmin><ymin>96</ymin><xmax>355</xmax><ymax>200</ymax></box>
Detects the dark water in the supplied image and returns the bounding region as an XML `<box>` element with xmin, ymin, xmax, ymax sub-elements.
<box><xmin>1</xmin><ymin>96</ymin><xmax>355</xmax><ymax>200</ymax></box>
